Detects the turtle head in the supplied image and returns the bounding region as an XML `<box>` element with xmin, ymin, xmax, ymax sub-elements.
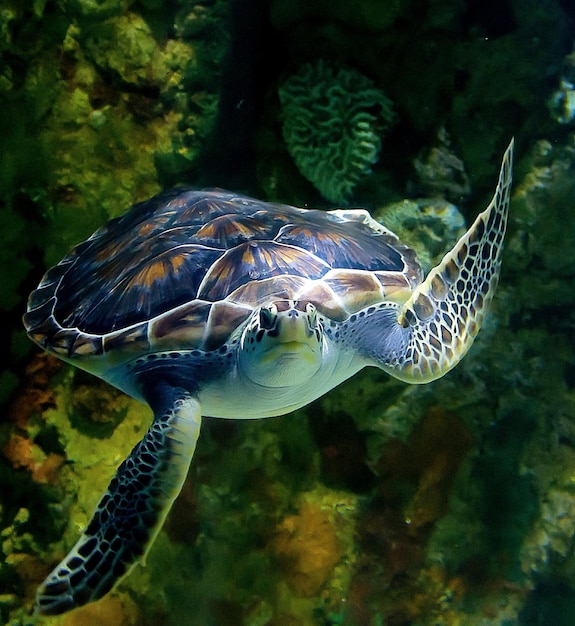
<box><xmin>239</xmin><ymin>300</ymin><xmax>324</xmax><ymax>387</ymax></box>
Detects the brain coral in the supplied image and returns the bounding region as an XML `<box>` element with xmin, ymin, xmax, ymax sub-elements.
<box><xmin>278</xmin><ymin>59</ymin><xmax>394</xmax><ymax>204</ymax></box>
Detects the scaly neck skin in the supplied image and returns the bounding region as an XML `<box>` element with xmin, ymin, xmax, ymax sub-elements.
<box><xmin>226</xmin><ymin>335</ymin><xmax>363</xmax><ymax>418</ymax></box>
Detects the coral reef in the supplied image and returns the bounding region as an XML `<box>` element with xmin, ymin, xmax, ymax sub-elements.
<box><xmin>278</xmin><ymin>59</ymin><xmax>394</xmax><ymax>203</ymax></box>
<box><xmin>375</xmin><ymin>197</ymin><xmax>465</xmax><ymax>273</ymax></box>
<box><xmin>2</xmin><ymin>0</ymin><xmax>575</xmax><ymax>624</ymax></box>
<box><xmin>271</xmin><ymin>499</ymin><xmax>342</xmax><ymax>597</ymax></box>
<box><xmin>2</xmin><ymin>434</ymin><xmax>64</xmax><ymax>485</ymax></box>
<box><xmin>1</xmin><ymin>364</ymin><xmax>154</xmax><ymax>625</ymax></box>
<box><xmin>413</xmin><ymin>128</ymin><xmax>472</xmax><ymax>202</ymax></box>
<box><xmin>548</xmin><ymin>49</ymin><xmax>575</xmax><ymax>125</ymax></box>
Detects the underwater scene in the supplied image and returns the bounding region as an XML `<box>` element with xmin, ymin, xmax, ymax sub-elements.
<box><xmin>1</xmin><ymin>0</ymin><xmax>575</xmax><ymax>624</ymax></box>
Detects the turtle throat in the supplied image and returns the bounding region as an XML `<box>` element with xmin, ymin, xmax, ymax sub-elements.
<box><xmin>239</xmin><ymin>300</ymin><xmax>324</xmax><ymax>388</ymax></box>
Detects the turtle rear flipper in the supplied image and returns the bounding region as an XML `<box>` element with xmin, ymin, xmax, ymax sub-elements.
<box><xmin>35</xmin><ymin>385</ymin><xmax>202</xmax><ymax>616</ymax></box>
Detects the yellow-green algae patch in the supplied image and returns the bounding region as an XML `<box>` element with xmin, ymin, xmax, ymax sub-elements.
<box><xmin>269</xmin><ymin>487</ymin><xmax>358</xmax><ymax>624</ymax></box>
<box><xmin>41</xmin><ymin>373</ymin><xmax>150</xmax><ymax>544</ymax></box>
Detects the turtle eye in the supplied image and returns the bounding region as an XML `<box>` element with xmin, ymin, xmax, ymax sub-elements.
<box><xmin>259</xmin><ymin>306</ymin><xmax>276</xmax><ymax>330</ymax></box>
<box><xmin>305</xmin><ymin>302</ymin><xmax>318</xmax><ymax>330</ymax></box>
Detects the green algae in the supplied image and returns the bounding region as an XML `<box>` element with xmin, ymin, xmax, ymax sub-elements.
<box><xmin>1</xmin><ymin>0</ymin><xmax>227</xmax><ymax>267</ymax></box>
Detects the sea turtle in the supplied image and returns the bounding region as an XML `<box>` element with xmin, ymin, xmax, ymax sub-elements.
<box><xmin>24</xmin><ymin>140</ymin><xmax>513</xmax><ymax>615</ymax></box>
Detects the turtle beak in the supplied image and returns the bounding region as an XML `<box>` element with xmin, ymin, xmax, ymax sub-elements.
<box><xmin>276</xmin><ymin>312</ymin><xmax>312</xmax><ymax>344</ymax></box>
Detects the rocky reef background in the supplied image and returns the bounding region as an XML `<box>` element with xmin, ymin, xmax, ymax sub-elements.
<box><xmin>1</xmin><ymin>0</ymin><xmax>575</xmax><ymax>624</ymax></box>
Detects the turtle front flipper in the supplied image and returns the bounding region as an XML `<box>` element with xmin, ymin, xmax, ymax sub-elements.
<box><xmin>35</xmin><ymin>384</ymin><xmax>201</xmax><ymax>616</ymax></box>
<box><xmin>344</xmin><ymin>140</ymin><xmax>513</xmax><ymax>383</ymax></box>
<box><xmin>389</xmin><ymin>139</ymin><xmax>514</xmax><ymax>383</ymax></box>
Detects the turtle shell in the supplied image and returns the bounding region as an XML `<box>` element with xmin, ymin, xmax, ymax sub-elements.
<box><xmin>24</xmin><ymin>189</ymin><xmax>422</xmax><ymax>361</ymax></box>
